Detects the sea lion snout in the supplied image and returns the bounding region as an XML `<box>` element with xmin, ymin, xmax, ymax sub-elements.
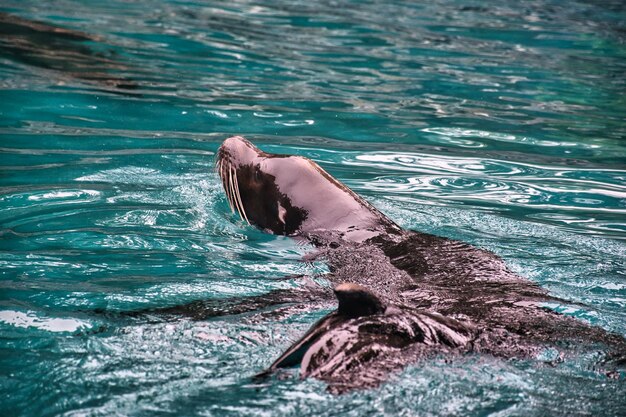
<box><xmin>217</xmin><ymin>135</ymin><xmax>263</xmax><ymax>167</ymax></box>
<box><xmin>220</xmin><ymin>135</ymin><xmax>255</xmax><ymax>152</ymax></box>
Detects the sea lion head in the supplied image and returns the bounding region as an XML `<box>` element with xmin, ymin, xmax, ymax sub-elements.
<box><xmin>217</xmin><ymin>136</ymin><xmax>399</xmax><ymax>239</ymax></box>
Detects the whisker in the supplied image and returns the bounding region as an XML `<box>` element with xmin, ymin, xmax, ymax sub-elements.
<box><xmin>222</xmin><ymin>162</ymin><xmax>235</xmax><ymax>213</ymax></box>
<box><xmin>232</xmin><ymin>166</ymin><xmax>250</xmax><ymax>225</ymax></box>
<box><xmin>229</xmin><ymin>164</ymin><xmax>243</xmax><ymax>219</ymax></box>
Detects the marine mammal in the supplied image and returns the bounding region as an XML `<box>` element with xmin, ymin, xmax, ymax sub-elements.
<box><xmin>214</xmin><ymin>136</ymin><xmax>625</xmax><ymax>392</ymax></box>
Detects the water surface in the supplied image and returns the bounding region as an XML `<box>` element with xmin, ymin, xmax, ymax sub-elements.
<box><xmin>1</xmin><ymin>0</ymin><xmax>625</xmax><ymax>416</ymax></box>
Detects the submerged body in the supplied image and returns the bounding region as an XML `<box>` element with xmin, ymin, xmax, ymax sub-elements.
<box><xmin>216</xmin><ymin>136</ymin><xmax>624</xmax><ymax>392</ymax></box>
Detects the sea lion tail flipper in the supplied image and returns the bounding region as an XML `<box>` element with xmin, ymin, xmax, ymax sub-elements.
<box><xmin>255</xmin><ymin>314</ymin><xmax>340</xmax><ymax>379</ymax></box>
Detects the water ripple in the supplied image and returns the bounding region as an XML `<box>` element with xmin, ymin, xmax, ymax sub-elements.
<box><xmin>1</xmin><ymin>0</ymin><xmax>625</xmax><ymax>416</ymax></box>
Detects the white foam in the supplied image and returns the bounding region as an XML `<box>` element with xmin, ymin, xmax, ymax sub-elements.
<box><xmin>0</xmin><ymin>310</ymin><xmax>91</xmax><ymax>333</ymax></box>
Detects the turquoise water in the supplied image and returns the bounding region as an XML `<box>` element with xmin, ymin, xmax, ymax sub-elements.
<box><xmin>1</xmin><ymin>0</ymin><xmax>625</xmax><ymax>415</ymax></box>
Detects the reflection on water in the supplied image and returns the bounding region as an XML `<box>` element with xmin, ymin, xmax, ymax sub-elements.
<box><xmin>0</xmin><ymin>0</ymin><xmax>625</xmax><ymax>416</ymax></box>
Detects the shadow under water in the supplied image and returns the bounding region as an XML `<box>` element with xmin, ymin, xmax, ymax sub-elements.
<box><xmin>0</xmin><ymin>12</ymin><xmax>137</xmax><ymax>91</ymax></box>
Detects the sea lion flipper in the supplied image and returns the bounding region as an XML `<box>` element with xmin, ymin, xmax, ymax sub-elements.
<box><xmin>92</xmin><ymin>285</ymin><xmax>332</xmax><ymax>321</ymax></box>
<box><xmin>259</xmin><ymin>314</ymin><xmax>340</xmax><ymax>377</ymax></box>
<box><xmin>259</xmin><ymin>284</ymin><xmax>385</xmax><ymax>376</ymax></box>
<box><xmin>334</xmin><ymin>283</ymin><xmax>385</xmax><ymax>318</ymax></box>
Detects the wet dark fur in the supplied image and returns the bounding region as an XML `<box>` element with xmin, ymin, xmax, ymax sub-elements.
<box><xmin>287</xmin><ymin>231</ymin><xmax>625</xmax><ymax>391</ymax></box>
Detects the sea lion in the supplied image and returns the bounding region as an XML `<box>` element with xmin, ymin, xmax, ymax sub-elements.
<box><xmin>216</xmin><ymin>136</ymin><xmax>625</xmax><ymax>393</ymax></box>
